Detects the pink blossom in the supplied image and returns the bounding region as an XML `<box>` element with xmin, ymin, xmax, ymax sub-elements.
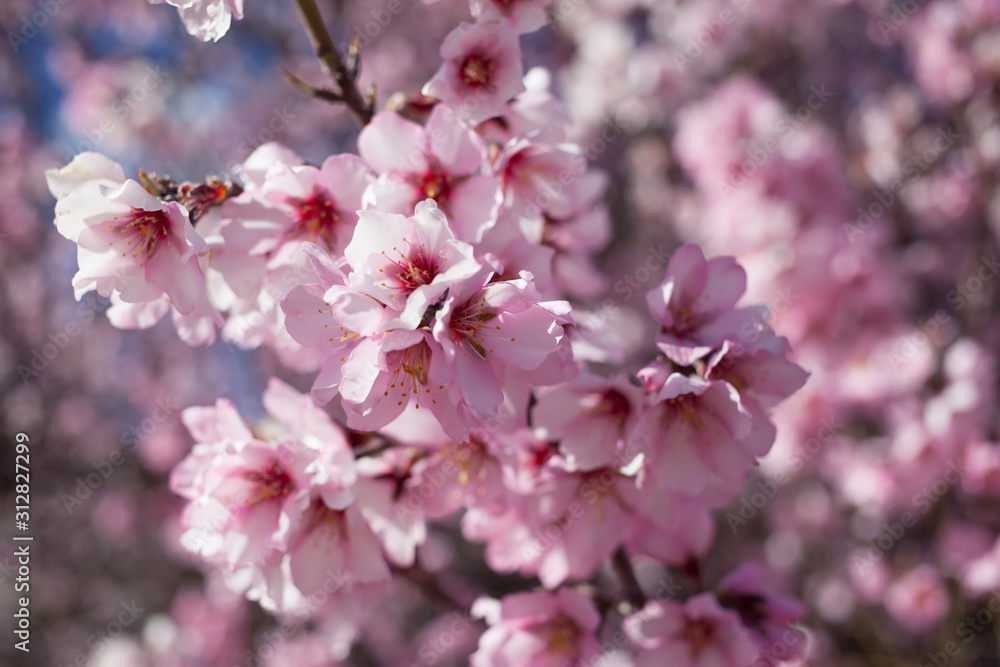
<box><xmin>400</xmin><ymin>432</ymin><xmax>507</xmax><ymax>519</ymax></box>
<box><xmin>222</xmin><ymin>154</ymin><xmax>371</xmax><ymax>257</ymax></box>
<box><xmin>423</xmin><ymin>22</ymin><xmax>525</xmax><ymax>125</ymax></box>
<box><xmin>47</xmin><ymin>155</ymin><xmax>217</xmax><ymax>338</ymax></box>
<box><xmin>283</xmin><ymin>493</ymin><xmax>391</xmax><ymax>594</ymax></box>
<box><xmin>466</xmin><ymin>467</ymin><xmax>634</xmax><ymax>587</ymax></box>
<box><xmin>961</xmin><ymin>536</ymin><xmax>1000</xmax><ymax>597</ymax></box>
<box><xmin>471</xmin><ymin>587</ymin><xmax>602</xmax><ymax>666</ymax></box>
<box><xmin>470</xmin><ymin>0</ymin><xmax>552</xmax><ymax>34</ymax></box>
<box><xmin>179</xmin><ymin>396</ymin><xmax>254</xmax><ymax>445</ymax></box>
<box><xmin>479</xmin><ymin>67</ymin><xmax>572</xmax><ymax>145</ymax></box>
<box><xmin>149</xmin><ymin>0</ymin><xmax>245</xmax><ymax>41</ymax></box>
<box><xmin>171</xmin><ymin>381</ymin><xmax>362</xmax><ymax>574</ymax></box>
<box><xmin>624</xmin><ymin>594</ymin><xmax>758</xmax><ymax>667</ymax></box>
<box><xmin>338</xmin><ymin>269</ymin><xmax>566</xmax><ymax>440</ymax></box>
<box><xmin>171</xmin><ymin>437</ymin><xmax>318</xmax><ymax>567</ymax></box>
<box><xmin>358</xmin><ymin>107</ymin><xmax>501</xmax><ymax>242</ymax></box>
<box><xmin>716</xmin><ymin>562</ymin><xmax>808</xmax><ymax>665</ymax></box>
<box><xmin>281</xmin><ymin>280</ymin><xmax>388</xmax><ymax>404</ymax></box>
<box><xmin>532</xmin><ymin>374</ymin><xmax>643</xmax><ymax>471</ymax></box>
<box><xmin>541</xmin><ymin>170</ymin><xmax>613</xmax><ymax>298</ymax></box>
<box><xmin>343</xmin><ymin>200</ymin><xmax>484</xmax><ymax>321</ymax></box>
<box><xmin>935</xmin><ymin>521</ymin><xmax>995</xmax><ymax>581</ymax></box>
<box><xmin>961</xmin><ymin>442</ymin><xmax>1000</xmax><ymax>496</ymax></box>
<box><xmin>631</xmin><ymin>373</ymin><xmax>753</xmax><ymax>498</ymax></box>
<box><xmin>475</xmin><ymin>211</ymin><xmax>555</xmax><ymax>294</ymax></box>
<box><xmin>885</xmin><ymin>565</ymin><xmax>949</xmax><ymax>634</ymax></box>
<box><xmin>334</xmin><ymin>329</ymin><xmax>480</xmax><ymax>440</ymax></box>
<box><xmin>620</xmin><ymin>481</ymin><xmax>715</xmax><ymax>567</ymax></box>
<box><xmin>646</xmin><ymin>243</ymin><xmax>748</xmax><ymax>366</ymax></box>
<box><xmin>46</xmin><ymin>151</ymin><xmax>126</xmax><ymax>201</ymax></box>
<box><xmin>706</xmin><ymin>341</ymin><xmax>810</xmax><ymax>456</ymax></box>
<box><xmin>497</xmin><ymin>138</ymin><xmax>585</xmax><ymax>230</ymax></box>
<box><xmin>351</xmin><ymin>473</ymin><xmax>428</xmax><ymax>567</ymax></box>
<box><xmin>429</xmin><ymin>269</ymin><xmax>567</xmax><ymax>417</ymax></box>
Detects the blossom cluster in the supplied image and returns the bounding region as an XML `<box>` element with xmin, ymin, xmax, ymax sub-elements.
<box><xmin>41</xmin><ymin>1</ymin><xmax>814</xmax><ymax>664</ymax></box>
<box><xmin>561</xmin><ymin>0</ymin><xmax>1000</xmax><ymax>656</ymax></box>
<box><xmin>15</xmin><ymin>0</ymin><xmax>998</xmax><ymax>663</ymax></box>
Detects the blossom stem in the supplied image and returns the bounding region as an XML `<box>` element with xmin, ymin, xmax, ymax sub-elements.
<box><xmin>611</xmin><ymin>547</ymin><xmax>647</xmax><ymax>609</ymax></box>
<box><xmin>290</xmin><ymin>0</ymin><xmax>373</xmax><ymax>126</ymax></box>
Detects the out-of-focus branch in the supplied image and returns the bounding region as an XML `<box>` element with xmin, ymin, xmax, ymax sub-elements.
<box><xmin>393</xmin><ymin>563</ymin><xmax>469</xmax><ymax>613</ymax></box>
<box><xmin>290</xmin><ymin>0</ymin><xmax>374</xmax><ymax>126</ymax></box>
<box><xmin>611</xmin><ymin>547</ymin><xmax>647</xmax><ymax>610</ymax></box>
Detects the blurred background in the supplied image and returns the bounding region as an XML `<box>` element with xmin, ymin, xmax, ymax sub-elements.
<box><xmin>2</xmin><ymin>0</ymin><xmax>1000</xmax><ymax>665</ymax></box>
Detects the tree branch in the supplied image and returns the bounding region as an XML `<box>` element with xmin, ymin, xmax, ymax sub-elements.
<box><xmin>393</xmin><ymin>563</ymin><xmax>469</xmax><ymax>613</ymax></box>
<box><xmin>290</xmin><ymin>0</ymin><xmax>374</xmax><ymax>126</ymax></box>
<box><xmin>611</xmin><ymin>547</ymin><xmax>647</xmax><ymax>610</ymax></box>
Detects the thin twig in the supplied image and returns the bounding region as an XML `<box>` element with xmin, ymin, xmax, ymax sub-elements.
<box><xmin>281</xmin><ymin>68</ymin><xmax>343</xmax><ymax>102</ymax></box>
<box><xmin>393</xmin><ymin>564</ymin><xmax>468</xmax><ymax>613</ymax></box>
<box><xmin>290</xmin><ymin>0</ymin><xmax>373</xmax><ymax>125</ymax></box>
<box><xmin>611</xmin><ymin>547</ymin><xmax>647</xmax><ymax>610</ymax></box>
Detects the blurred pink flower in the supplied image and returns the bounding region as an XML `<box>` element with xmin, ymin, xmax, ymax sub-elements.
<box><xmin>885</xmin><ymin>565</ymin><xmax>950</xmax><ymax>634</ymax></box>
<box><xmin>471</xmin><ymin>587</ymin><xmax>602</xmax><ymax>666</ymax></box>
<box><xmin>624</xmin><ymin>593</ymin><xmax>758</xmax><ymax>667</ymax></box>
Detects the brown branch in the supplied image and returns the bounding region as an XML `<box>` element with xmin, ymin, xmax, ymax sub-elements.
<box><xmin>392</xmin><ymin>563</ymin><xmax>469</xmax><ymax>613</ymax></box>
<box><xmin>290</xmin><ymin>0</ymin><xmax>374</xmax><ymax>126</ymax></box>
<box><xmin>611</xmin><ymin>547</ymin><xmax>647</xmax><ymax>610</ymax></box>
<box><xmin>281</xmin><ymin>68</ymin><xmax>343</xmax><ymax>103</ymax></box>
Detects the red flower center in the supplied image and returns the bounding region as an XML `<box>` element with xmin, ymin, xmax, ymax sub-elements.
<box><xmin>289</xmin><ymin>189</ymin><xmax>340</xmax><ymax>249</ymax></box>
<box><xmin>392</xmin><ymin>247</ymin><xmax>440</xmax><ymax>292</ymax></box>
<box><xmin>243</xmin><ymin>463</ymin><xmax>293</xmax><ymax>507</ymax></box>
<box><xmin>533</xmin><ymin>615</ymin><xmax>580</xmax><ymax>660</ymax></box>
<box><xmin>588</xmin><ymin>388</ymin><xmax>632</xmax><ymax>423</ymax></box>
<box><xmin>119</xmin><ymin>208</ymin><xmax>172</xmax><ymax>260</ymax></box>
<box><xmin>460</xmin><ymin>55</ymin><xmax>495</xmax><ymax>88</ymax></box>
<box><xmin>417</xmin><ymin>162</ymin><xmax>452</xmax><ymax>205</ymax></box>
<box><xmin>449</xmin><ymin>295</ymin><xmax>496</xmax><ymax>360</ymax></box>
<box><xmin>682</xmin><ymin>618</ymin><xmax>716</xmax><ymax>655</ymax></box>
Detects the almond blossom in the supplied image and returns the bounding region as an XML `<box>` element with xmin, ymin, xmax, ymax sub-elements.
<box><xmin>46</xmin><ymin>153</ymin><xmax>219</xmax><ymax>343</ymax></box>
<box><xmin>631</xmin><ymin>373</ymin><xmax>753</xmax><ymax>498</ymax></box>
<box><xmin>624</xmin><ymin>594</ymin><xmax>759</xmax><ymax>667</ymax></box>
<box><xmin>222</xmin><ymin>154</ymin><xmax>371</xmax><ymax>258</ymax></box>
<box><xmin>149</xmin><ymin>0</ymin><xmax>245</xmax><ymax>41</ymax></box>
<box><xmin>469</xmin><ymin>0</ymin><xmax>552</xmax><ymax>35</ymax></box>
<box><xmin>646</xmin><ymin>242</ymin><xmax>749</xmax><ymax>366</ymax></box>
<box><xmin>358</xmin><ymin>107</ymin><xmax>502</xmax><ymax>242</ymax></box>
<box><xmin>471</xmin><ymin>588</ymin><xmax>602</xmax><ymax>667</ymax></box>
<box><xmin>28</xmin><ymin>0</ymin><xmax>1000</xmax><ymax>663</ymax></box>
<box><xmin>532</xmin><ymin>374</ymin><xmax>643</xmax><ymax>471</ymax></box>
<box><xmin>423</xmin><ymin>22</ymin><xmax>526</xmax><ymax>126</ymax></box>
<box><xmin>342</xmin><ymin>200</ymin><xmax>484</xmax><ymax>321</ymax></box>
